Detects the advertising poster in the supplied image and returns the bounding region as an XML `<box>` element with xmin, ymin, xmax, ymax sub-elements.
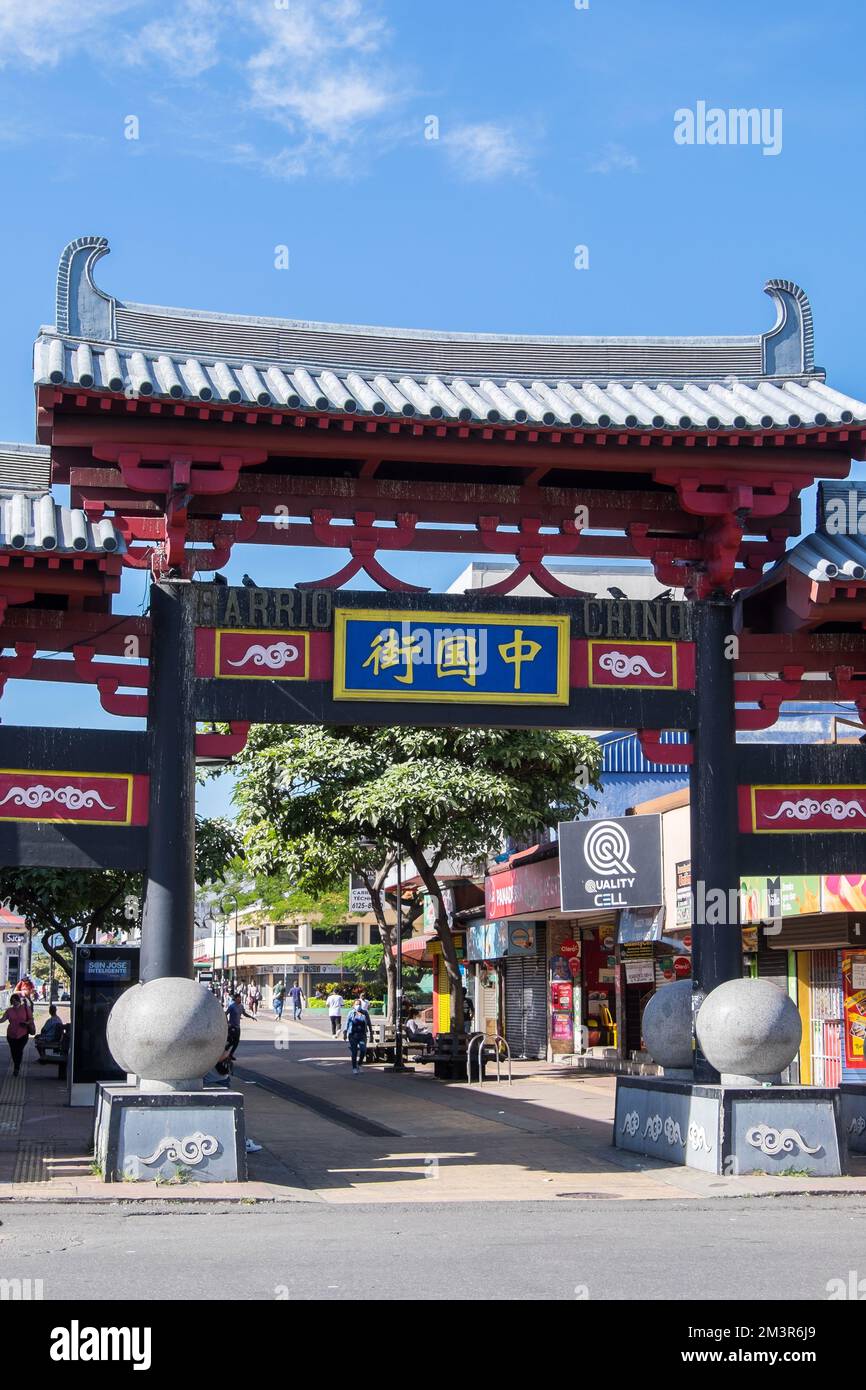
<box><xmin>842</xmin><ymin>952</ymin><xmax>866</xmax><ymax>1070</ymax></box>
<box><xmin>551</xmin><ymin>1011</ymin><xmax>573</xmax><ymax>1041</ymax></box>
<box><xmin>624</xmin><ymin>958</ymin><xmax>655</xmax><ymax>984</ymax></box>
<box><xmin>739</xmin><ymin>877</ymin><xmax>769</xmax><ymax>924</ymax></box>
<box><xmin>767</xmin><ymin>875</ymin><xmax>820</xmax><ymax>917</ymax></box>
<box><xmin>823</xmin><ymin>875</ymin><xmax>866</xmax><ymax>913</ymax></box>
<box><xmin>550</xmin><ymin>980</ymin><xmax>573</xmax><ymax>1012</ymax></box>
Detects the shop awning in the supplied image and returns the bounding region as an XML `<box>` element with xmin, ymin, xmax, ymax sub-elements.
<box><xmin>401</xmin><ymin>932</ymin><xmax>437</xmax><ymax>960</ymax></box>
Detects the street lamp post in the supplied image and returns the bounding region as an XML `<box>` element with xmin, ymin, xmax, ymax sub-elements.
<box><xmin>394</xmin><ymin>844</ymin><xmax>404</xmax><ymax>1070</ymax></box>
<box><xmin>221</xmin><ymin>892</ymin><xmax>240</xmax><ymax>992</ymax></box>
<box><xmin>389</xmin><ymin>842</ymin><xmax>414</xmax><ymax>1074</ymax></box>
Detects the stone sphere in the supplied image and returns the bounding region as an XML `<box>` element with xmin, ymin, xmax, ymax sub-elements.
<box><xmin>105</xmin><ymin>983</ymin><xmax>137</xmax><ymax>1073</ymax></box>
<box><xmin>107</xmin><ymin>977</ymin><xmax>227</xmax><ymax>1083</ymax></box>
<box><xmin>642</xmin><ymin>978</ymin><xmax>693</xmax><ymax>1069</ymax></box>
<box><xmin>696</xmin><ymin>978</ymin><xmax>801</xmax><ymax>1082</ymax></box>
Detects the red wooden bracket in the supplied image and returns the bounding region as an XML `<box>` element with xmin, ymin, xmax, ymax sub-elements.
<box><xmin>475</xmin><ymin>517</ymin><xmax>592</xmax><ymax>596</ymax></box>
<box><xmin>0</xmin><ymin>642</ymin><xmax>36</xmax><ymax>707</ymax></box>
<box><xmin>195</xmin><ymin>723</ymin><xmax>251</xmax><ymax>759</ymax></box>
<box><xmin>733</xmin><ymin>666</ymin><xmax>805</xmax><ymax>731</ymax></box>
<box><xmin>637</xmin><ymin>730</ymin><xmax>693</xmax><ymax>766</ymax></box>
<box><xmin>97</xmin><ymin>680</ymin><xmax>148</xmax><ymax>718</ymax></box>
<box><xmin>298</xmin><ymin>510</ymin><xmax>427</xmax><ymax>591</ymax></box>
<box><xmin>0</xmin><ymin>643</ymin><xmax>36</xmax><ymax>679</ymax></box>
<box><xmin>72</xmin><ymin>645</ymin><xmax>149</xmax><ymax>688</ymax></box>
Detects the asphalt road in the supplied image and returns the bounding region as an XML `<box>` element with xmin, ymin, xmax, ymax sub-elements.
<box><xmin>1</xmin><ymin>1196</ymin><xmax>864</xmax><ymax>1301</ymax></box>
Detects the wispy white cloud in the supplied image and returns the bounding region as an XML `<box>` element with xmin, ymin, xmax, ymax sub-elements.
<box><xmin>443</xmin><ymin>122</ymin><xmax>529</xmax><ymax>181</ymax></box>
<box><xmin>0</xmin><ymin>0</ymin><xmax>531</xmax><ymax>186</ymax></box>
<box><xmin>229</xmin><ymin>141</ymin><xmax>311</xmax><ymax>181</ymax></box>
<box><xmin>242</xmin><ymin>0</ymin><xmax>397</xmax><ymax>142</ymax></box>
<box><xmin>127</xmin><ymin>0</ymin><xmax>224</xmax><ymax>80</ymax></box>
<box><xmin>0</xmin><ymin>0</ymin><xmax>136</xmax><ymax>67</ymax></box>
<box><xmin>587</xmin><ymin>142</ymin><xmax>639</xmax><ymax>174</ymax></box>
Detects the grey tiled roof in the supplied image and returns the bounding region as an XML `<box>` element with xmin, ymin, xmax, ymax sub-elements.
<box><xmin>32</xmin><ymin>236</ymin><xmax>866</xmax><ymax>433</ymax></box>
<box><xmin>785</xmin><ymin>531</ymin><xmax>866</xmax><ymax>583</ymax></box>
<box><xmin>0</xmin><ymin>490</ymin><xmax>121</xmax><ymax>553</ymax></box>
<box><xmin>0</xmin><ymin>443</ymin><xmax>51</xmax><ymax>493</ymax></box>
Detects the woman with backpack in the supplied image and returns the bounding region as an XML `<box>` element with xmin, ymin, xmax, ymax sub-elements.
<box><xmin>343</xmin><ymin>998</ymin><xmax>374</xmax><ymax>1073</ymax></box>
<box><xmin>1</xmin><ymin>992</ymin><xmax>35</xmax><ymax>1078</ymax></box>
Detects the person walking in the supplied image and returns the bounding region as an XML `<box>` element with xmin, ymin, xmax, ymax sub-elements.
<box><xmin>343</xmin><ymin>997</ymin><xmax>373</xmax><ymax>1073</ymax></box>
<box><xmin>272</xmin><ymin>980</ymin><xmax>285</xmax><ymax>1021</ymax></box>
<box><xmin>1</xmin><ymin>992</ymin><xmax>35</xmax><ymax>1078</ymax></box>
<box><xmin>248</xmin><ymin>982</ymin><xmax>261</xmax><ymax>1017</ymax></box>
<box><xmin>325</xmin><ymin>987</ymin><xmax>344</xmax><ymax>1037</ymax></box>
<box><xmin>224</xmin><ymin>990</ymin><xmax>256</xmax><ymax>1061</ymax></box>
<box><xmin>289</xmin><ymin>981</ymin><xmax>306</xmax><ymax>1021</ymax></box>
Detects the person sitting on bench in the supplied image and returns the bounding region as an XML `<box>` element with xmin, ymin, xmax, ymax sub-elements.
<box><xmin>35</xmin><ymin>1005</ymin><xmax>64</xmax><ymax>1058</ymax></box>
<box><xmin>404</xmin><ymin>1009</ymin><xmax>434</xmax><ymax>1053</ymax></box>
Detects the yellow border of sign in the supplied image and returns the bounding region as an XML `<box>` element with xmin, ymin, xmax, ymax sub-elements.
<box><xmin>0</xmin><ymin>769</ymin><xmax>134</xmax><ymax>825</ymax></box>
<box><xmin>213</xmin><ymin>628</ymin><xmax>310</xmax><ymax>680</ymax></box>
<box><xmin>333</xmin><ymin>609</ymin><xmax>571</xmax><ymax>704</ymax></box>
<box><xmin>587</xmin><ymin>639</ymin><xmax>678</xmax><ymax>690</ymax></box>
<box><xmin>750</xmin><ymin>783</ymin><xmax>866</xmax><ymax>833</ymax></box>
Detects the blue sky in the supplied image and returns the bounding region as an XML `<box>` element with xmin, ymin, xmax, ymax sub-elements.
<box><xmin>0</xmin><ymin>0</ymin><xmax>864</xmax><ymax>811</ymax></box>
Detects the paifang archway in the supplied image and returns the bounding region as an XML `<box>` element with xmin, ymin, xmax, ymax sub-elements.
<box><xmin>3</xmin><ymin>237</ymin><xmax>866</xmax><ymax>1091</ymax></box>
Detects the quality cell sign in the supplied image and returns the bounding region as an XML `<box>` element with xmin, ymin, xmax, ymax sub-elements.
<box><xmin>558</xmin><ymin>814</ymin><xmax>663</xmax><ymax>912</ymax></box>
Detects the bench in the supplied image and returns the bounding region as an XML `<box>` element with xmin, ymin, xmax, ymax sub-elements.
<box><xmin>367</xmin><ymin>1022</ymin><xmax>435</xmax><ymax>1064</ymax></box>
<box><xmin>35</xmin><ymin>1024</ymin><xmax>70</xmax><ymax>1079</ymax></box>
<box><xmin>413</xmin><ymin>1031</ymin><xmax>487</xmax><ymax>1081</ymax></box>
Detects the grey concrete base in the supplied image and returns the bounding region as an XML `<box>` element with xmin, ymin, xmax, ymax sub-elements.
<box><xmin>614</xmin><ymin>1076</ymin><xmax>847</xmax><ymax>1176</ymax></box>
<box><xmin>70</xmin><ymin>1081</ymin><xmax>97</xmax><ymax>1109</ymax></box>
<box><xmin>94</xmin><ymin>1084</ymin><xmax>247</xmax><ymax>1183</ymax></box>
<box><xmin>840</xmin><ymin>1084</ymin><xmax>866</xmax><ymax>1154</ymax></box>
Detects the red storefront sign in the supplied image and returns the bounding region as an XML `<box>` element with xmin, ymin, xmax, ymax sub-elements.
<box><xmin>739</xmin><ymin>785</ymin><xmax>866</xmax><ymax>833</ymax></box>
<box><xmin>0</xmin><ymin>770</ymin><xmax>148</xmax><ymax>825</ymax></box>
<box><xmin>571</xmin><ymin>640</ymin><xmax>695</xmax><ymax>690</ymax></box>
<box><xmin>485</xmin><ymin>857</ymin><xmax>561</xmax><ymax>918</ymax></box>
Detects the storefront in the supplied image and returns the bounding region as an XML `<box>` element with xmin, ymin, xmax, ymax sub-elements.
<box><xmin>402</xmin><ymin>929</ymin><xmax>466</xmax><ymax>1035</ymax></box>
<box><xmin>466</xmin><ymin>917</ymin><xmax>549</xmax><ymax>1059</ymax></box>
<box><xmin>485</xmin><ymin>849</ymin><xmax>621</xmax><ymax>1061</ymax></box>
<box><xmin>636</xmin><ymin>784</ymin><xmax>866</xmax><ymax>1090</ymax></box>
<box><xmin>0</xmin><ymin>908</ymin><xmax>29</xmax><ymax>987</ymax></box>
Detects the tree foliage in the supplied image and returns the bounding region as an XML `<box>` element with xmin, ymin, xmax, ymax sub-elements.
<box><xmin>229</xmin><ymin>724</ymin><xmax>601</xmax><ymax>1028</ymax></box>
<box><xmin>0</xmin><ymin>815</ymin><xmax>239</xmax><ymax>976</ymax></box>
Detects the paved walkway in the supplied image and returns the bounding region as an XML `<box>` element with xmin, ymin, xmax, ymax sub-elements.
<box><xmin>2</xmin><ymin>1012</ymin><xmax>865</xmax><ymax>1204</ymax></box>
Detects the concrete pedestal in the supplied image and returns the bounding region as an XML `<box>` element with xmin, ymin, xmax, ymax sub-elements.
<box><xmin>615</xmin><ymin>1075</ymin><xmax>847</xmax><ymax>1176</ymax></box>
<box><xmin>840</xmin><ymin>1084</ymin><xmax>866</xmax><ymax>1155</ymax></box>
<box><xmin>94</xmin><ymin>1084</ymin><xmax>247</xmax><ymax>1183</ymax></box>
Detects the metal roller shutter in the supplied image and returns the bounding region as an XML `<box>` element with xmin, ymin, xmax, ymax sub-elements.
<box><xmin>504</xmin><ymin>924</ymin><xmax>547</xmax><ymax>1059</ymax></box>
<box><xmin>762</xmin><ymin>915</ymin><xmax>854</xmax><ymax>951</ymax></box>
<box><xmin>757</xmin><ymin>940</ymin><xmax>789</xmax><ymax>987</ymax></box>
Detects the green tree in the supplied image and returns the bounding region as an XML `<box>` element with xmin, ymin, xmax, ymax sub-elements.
<box><xmin>229</xmin><ymin>725</ymin><xmax>601</xmax><ymax>1031</ymax></box>
<box><xmin>0</xmin><ymin>815</ymin><xmax>238</xmax><ymax>977</ymax></box>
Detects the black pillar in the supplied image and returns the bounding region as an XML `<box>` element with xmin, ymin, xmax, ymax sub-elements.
<box><xmin>140</xmin><ymin>582</ymin><xmax>196</xmax><ymax>982</ymax></box>
<box><xmin>690</xmin><ymin>597</ymin><xmax>741</xmax><ymax>1083</ymax></box>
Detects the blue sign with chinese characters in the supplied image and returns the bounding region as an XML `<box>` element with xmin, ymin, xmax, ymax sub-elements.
<box><xmin>334</xmin><ymin>610</ymin><xmax>570</xmax><ymax>704</ymax></box>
